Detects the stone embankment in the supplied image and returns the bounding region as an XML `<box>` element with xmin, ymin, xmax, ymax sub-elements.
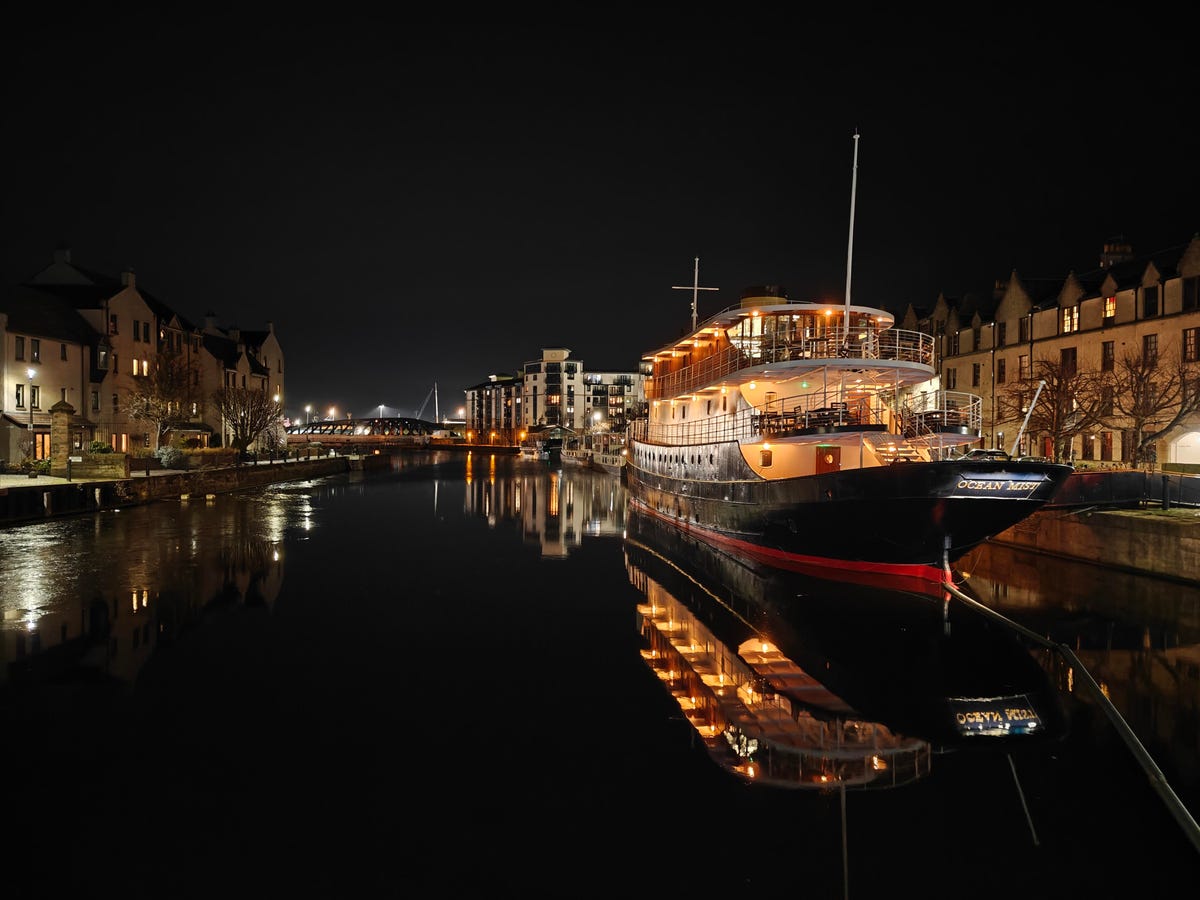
<box><xmin>0</xmin><ymin>455</ymin><xmax>382</xmax><ymax>526</ymax></box>
<box><xmin>990</xmin><ymin>506</ymin><xmax>1200</xmax><ymax>585</ymax></box>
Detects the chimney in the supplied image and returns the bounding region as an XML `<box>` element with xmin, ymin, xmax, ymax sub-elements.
<box><xmin>121</xmin><ymin>268</ymin><xmax>136</xmax><ymax>288</ymax></box>
<box><xmin>53</xmin><ymin>244</ymin><xmax>71</xmax><ymax>265</ymax></box>
<box><xmin>204</xmin><ymin>312</ymin><xmax>218</xmax><ymax>333</ymax></box>
<box><xmin>1100</xmin><ymin>236</ymin><xmax>1133</xmax><ymax>269</ymax></box>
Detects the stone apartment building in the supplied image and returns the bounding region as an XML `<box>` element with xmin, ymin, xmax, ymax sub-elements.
<box><xmin>902</xmin><ymin>233</ymin><xmax>1200</xmax><ymax>466</ymax></box>
<box><xmin>1</xmin><ymin>247</ymin><xmax>285</xmax><ymax>465</ymax></box>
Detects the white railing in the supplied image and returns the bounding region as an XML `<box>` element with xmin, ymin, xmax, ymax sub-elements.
<box><xmin>630</xmin><ymin>391</ymin><xmax>896</xmax><ymax>446</ymax></box>
<box><xmin>646</xmin><ymin>326</ymin><xmax>934</xmax><ymax>400</ymax></box>
<box><xmin>900</xmin><ymin>389</ymin><xmax>982</xmax><ymax>437</ymax></box>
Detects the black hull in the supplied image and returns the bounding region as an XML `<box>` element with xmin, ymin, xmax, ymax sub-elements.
<box><xmin>626</xmin><ymin>439</ymin><xmax>1073</xmax><ymax>573</ymax></box>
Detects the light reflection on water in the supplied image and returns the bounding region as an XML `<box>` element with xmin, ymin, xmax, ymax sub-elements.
<box><xmin>1</xmin><ymin>452</ymin><xmax>1198</xmax><ymax>893</ymax></box>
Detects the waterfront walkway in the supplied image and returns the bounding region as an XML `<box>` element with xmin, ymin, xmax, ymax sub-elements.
<box><xmin>0</xmin><ymin>460</ymin><xmax>298</xmax><ymax>489</ymax></box>
<box><xmin>0</xmin><ymin>470</ymin><xmax>177</xmax><ymax>487</ymax></box>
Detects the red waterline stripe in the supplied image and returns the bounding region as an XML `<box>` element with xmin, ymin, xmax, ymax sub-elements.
<box><xmin>630</xmin><ymin>499</ymin><xmax>947</xmax><ymax>597</ymax></box>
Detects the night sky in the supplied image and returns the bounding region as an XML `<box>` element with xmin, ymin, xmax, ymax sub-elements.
<box><xmin>4</xmin><ymin>13</ymin><xmax>1196</xmax><ymax>421</ymax></box>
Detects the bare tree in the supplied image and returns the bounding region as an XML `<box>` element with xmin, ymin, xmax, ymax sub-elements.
<box><xmin>127</xmin><ymin>351</ymin><xmax>201</xmax><ymax>450</ymax></box>
<box><xmin>1105</xmin><ymin>347</ymin><xmax>1200</xmax><ymax>465</ymax></box>
<box><xmin>1000</xmin><ymin>357</ymin><xmax>1106</xmax><ymax>461</ymax></box>
<box><xmin>210</xmin><ymin>387</ymin><xmax>283</xmax><ymax>453</ymax></box>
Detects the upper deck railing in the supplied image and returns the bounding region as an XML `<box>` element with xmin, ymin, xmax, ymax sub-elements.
<box><xmin>646</xmin><ymin>325</ymin><xmax>934</xmax><ymax>401</ymax></box>
<box><xmin>628</xmin><ymin>388</ymin><xmax>981</xmax><ymax>449</ymax></box>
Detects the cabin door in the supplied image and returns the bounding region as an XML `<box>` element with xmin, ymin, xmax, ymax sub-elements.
<box><xmin>815</xmin><ymin>445</ymin><xmax>841</xmax><ymax>474</ymax></box>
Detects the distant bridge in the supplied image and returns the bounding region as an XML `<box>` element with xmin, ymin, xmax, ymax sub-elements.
<box><xmin>287</xmin><ymin>416</ymin><xmax>444</xmax><ymax>438</ymax></box>
<box><xmin>285</xmin><ymin>416</ymin><xmax>461</xmax><ymax>450</ymax></box>
<box><xmin>281</xmin><ymin>417</ymin><xmax>533</xmax><ymax>456</ymax></box>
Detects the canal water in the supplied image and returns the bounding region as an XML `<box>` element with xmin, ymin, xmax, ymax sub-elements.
<box><xmin>2</xmin><ymin>451</ymin><xmax>1198</xmax><ymax>897</ymax></box>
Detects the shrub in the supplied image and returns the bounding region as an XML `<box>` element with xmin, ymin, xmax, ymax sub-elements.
<box><xmin>155</xmin><ymin>446</ymin><xmax>184</xmax><ymax>468</ymax></box>
<box><xmin>89</xmin><ymin>441</ymin><xmax>114</xmax><ymax>454</ymax></box>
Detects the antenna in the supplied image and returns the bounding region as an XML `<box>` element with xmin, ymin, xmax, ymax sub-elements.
<box><xmin>672</xmin><ymin>257</ymin><xmax>719</xmax><ymax>331</ymax></box>
<box><xmin>843</xmin><ymin>130</ymin><xmax>860</xmax><ymax>352</ymax></box>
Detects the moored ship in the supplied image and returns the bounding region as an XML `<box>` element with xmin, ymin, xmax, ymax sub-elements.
<box><xmin>625</xmin><ymin>284</ymin><xmax>1072</xmax><ymax>583</ymax></box>
<box><xmin>625</xmin><ymin>135</ymin><xmax>1072</xmax><ymax>584</ymax></box>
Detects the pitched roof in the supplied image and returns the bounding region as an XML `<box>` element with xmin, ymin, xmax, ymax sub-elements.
<box><xmin>1071</xmin><ymin>240</ymin><xmax>1190</xmax><ymax>294</ymax></box>
<box><xmin>0</xmin><ymin>283</ymin><xmax>97</xmax><ymax>342</ymax></box>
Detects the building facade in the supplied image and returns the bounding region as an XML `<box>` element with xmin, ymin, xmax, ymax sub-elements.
<box><xmin>904</xmin><ymin>234</ymin><xmax>1200</xmax><ymax>466</ymax></box>
<box><xmin>463</xmin><ymin>348</ymin><xmax>646</xmax><ymax>445</ymax></box>
<box><xmin>1</xmin><ymin>247</ymin><xmax>285</xmax><ymax>466</ymax></box>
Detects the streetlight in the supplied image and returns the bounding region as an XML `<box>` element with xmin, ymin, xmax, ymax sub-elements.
<box><xmin>26</xmin><ymin>367</ymin><xmax>36</xmax><ymax>455</ymax></box>
<box><xmin>305</xmin><ymin>404</ymin><xmax>312</xmax><ymax>424</ymax></box>
<box><xmin>379</xmin><ymin>404</ymin><xmax>385</xmax><ymax>419</ymax></box>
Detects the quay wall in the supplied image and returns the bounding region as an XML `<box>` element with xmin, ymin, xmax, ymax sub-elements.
<box><xmin>0</xmin><ymin>457</ymin><xmax>350</xmax><ymax>526</ymax></box>
<box><xmin>990</xmin><ymin>507</ymin><xmax>1200</xmax><ymax>585</ymax></box>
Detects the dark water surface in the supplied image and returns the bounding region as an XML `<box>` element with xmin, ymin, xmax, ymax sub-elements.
<box><xmin>2</xmin><ymin>451</ymin><xmax>1198</xmax><ymax>897</ymax></box>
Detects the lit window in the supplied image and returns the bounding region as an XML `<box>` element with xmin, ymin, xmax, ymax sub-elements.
<box><xmin>1061</xmin><ymin>306</ymin><xmax>1079</xmax><ymax>334</ymax></box>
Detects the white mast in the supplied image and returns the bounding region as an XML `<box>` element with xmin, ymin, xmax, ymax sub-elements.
<box><xmin>672</xmin><ymin>257</ymin><xmax>719</xmax><ymax>331</ymax></box>
<box><xmin>843</xmin><ymin>130</ymin><xmax>860</xmax><ymax>351</ymax></box>
<box><xmin>434</xmin><ymin>382</ymin><xmax>439</xmax><ymax>423</ymax></box>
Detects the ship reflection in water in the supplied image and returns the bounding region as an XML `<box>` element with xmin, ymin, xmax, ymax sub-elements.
<box><xmin>624</xmin><ymin>505</ymin><xmax>1068</xmax><ymax>791</ymax></box>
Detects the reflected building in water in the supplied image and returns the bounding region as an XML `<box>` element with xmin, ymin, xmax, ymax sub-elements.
<box><xmin>463</xmin><ymin>453</ymin><xmax>627</xmax><ymax>558</ymax></box>
<box><xmin>1</xmin><ymin>490</ymin><xmax>291</xmax><ymax>689</ymax></box>
<box><xmin>960</xmin><ymin>540</ymin><xmax>1200</xmax><ymax>798</ymax></box>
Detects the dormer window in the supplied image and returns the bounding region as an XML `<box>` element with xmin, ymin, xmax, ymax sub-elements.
<box><xmin>1061</xmin><ymin>306</ymin><xmax>1079</xmax><ymax>334</ymax></box>
<box><xmin>1183</xmin><ymin>276</ymin><xmax>1199</xmax><ymax>311</ymax></box>
<box><xmin>1104</xmin><ymin>296</ymin><xmax>1116</xmax><ymax>322</ymax></box>
<box><xmin>1143</xmin><ymin>285</ymin><xmax>1160</xmax><ymax>318</ymax></box>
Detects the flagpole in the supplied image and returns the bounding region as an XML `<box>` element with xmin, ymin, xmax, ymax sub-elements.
<box><xmin>843</xmin><ymin>130</ymin><xmax>860</xmax><ymax>352</ymax></box>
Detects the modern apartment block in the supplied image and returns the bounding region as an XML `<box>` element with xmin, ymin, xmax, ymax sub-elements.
<box><xmin>464</xmin><ymin>348</ymin><xmax>646</xmax><ymax>444</ymax></box>
<box><xmin>1</xmin><ymin>247</ymin><xmax>285</xmax><ymax>465</ymax></box>
<box><xmin>903</xmin><ymin>233</ymin><xmax>1200</xmax><ymax>466</ymax></box>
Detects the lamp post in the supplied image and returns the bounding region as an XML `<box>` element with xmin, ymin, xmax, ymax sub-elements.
<box><xmin>305</xmin><ymin>404</ymin><xmax>312</xmax><ymax>424</ymax></box>
<box><xmin>25</xmin><ymin>364</ymin><xmax>35</xmax><ymax>432</ymax></box>
<box><xmin>26</xmin><ymin>367</ymin><xmax>36</xmax><ymax>474</ymax></box>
